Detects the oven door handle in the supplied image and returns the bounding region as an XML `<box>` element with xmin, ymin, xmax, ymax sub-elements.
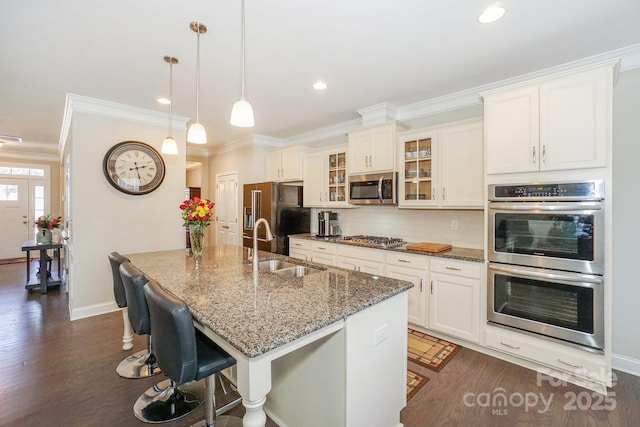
<box><xmin>488</xmin><ymin>264</ymin><xmax>603</xmax><ymax>285</ymax></box>
<box><xmin>488</xmin><ymin>202</ymin><xmax>602</xmax><ymax>211</ymax></box>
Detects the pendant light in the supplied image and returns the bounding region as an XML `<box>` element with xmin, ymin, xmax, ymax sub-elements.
<box><xmin>230</xmin><ymin>0</ymin><xmax>254</xmax><ymax>127</ymax></box>
<box><xmin>161</xmin><ymin>56</ymin><xmax>179</xmax><ymax>155</ymax></box>
<box><xmin>187</xmin><ymin>22</ymin><xmax>207</xmax><ymax>144</ymax></box>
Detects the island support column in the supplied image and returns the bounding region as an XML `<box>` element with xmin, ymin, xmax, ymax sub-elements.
<box><xmin>235</xmin><ymin>356</ymin><xmax>272</xmax><ymax>427</ymax></box>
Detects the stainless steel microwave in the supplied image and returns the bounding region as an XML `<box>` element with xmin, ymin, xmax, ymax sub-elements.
<box><xmin>348</xmin><ymin>172</ymin><xmax>397</xmax><ymax>205</ymax></box>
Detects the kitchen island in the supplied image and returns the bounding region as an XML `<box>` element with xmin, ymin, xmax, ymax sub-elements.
<box><xmin>126</xmin><ymin>244</ymin><xmax>413</xmax><ymax>427</ymax></box>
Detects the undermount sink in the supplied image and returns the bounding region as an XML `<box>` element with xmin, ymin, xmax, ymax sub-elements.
<box><xmin>249</xmin><ymin>259</ymin><xmax>323</xmax><ymax>277</ymax></box>
<box><xmin>272</xmin><ymin>265</ymin><xmax>319</xmax><ymax>278</ymax></box>
<box><xmin>256</xmin><ymin>259</ymin><xmax>297</xmax><ymax>272</ymax></box>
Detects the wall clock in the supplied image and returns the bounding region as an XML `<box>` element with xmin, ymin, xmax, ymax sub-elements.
<box><xmin>103</xmin><ymin>141</ymin><xmax>166</xmax><ymax>195</ymax></box>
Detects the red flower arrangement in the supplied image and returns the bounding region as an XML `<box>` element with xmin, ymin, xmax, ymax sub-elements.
<box><xmin>179</xmin><ymin>197</ymin><xmax>214</xmax><ymax>227</ymax></box>
<box><xmin>35</xmin><ymin>214</ymin><xmax>62</xmax><ymax>230</ymax></box>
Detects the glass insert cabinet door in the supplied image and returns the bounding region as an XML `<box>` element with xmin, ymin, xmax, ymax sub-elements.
<box><xmin>328</xmin><ymin>152</ymin><xmax>346</xmax><ymax>203</ymax></box>
<box><xmin>403</xmin><ymin>137</ymin><xmax>433</xmax><ymax>202</ymax></box>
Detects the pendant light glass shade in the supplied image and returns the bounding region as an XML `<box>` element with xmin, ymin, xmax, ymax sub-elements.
<box><xmin>230</xmin><ymin>98</ymin><xmax>254</xmax><ymax>127</ymax></box>
<box><xmin>231</xmin><ymin>0</ymin><xmax>254</xmax><ymax>127</ymax></box>
<box><xmin>187</xmin><ymin>122</ymin><xmax>207</xmax><ymax>144</ymax></box>
<box><xmin>188</xmin><ymin>22</ymin><xmax>207</xmax><ymax>144</ymax></box>
<box><xmin>161</xmin><ymin>136</ymin><xmax>178</xmax><ymax>155</ymax></box>
<box><xmin>161</xmin><ymin>55</ymin><xmax>179</xmax><ymax>155</ymax></box>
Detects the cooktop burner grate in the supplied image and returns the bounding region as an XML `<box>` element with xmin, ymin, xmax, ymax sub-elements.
<box><xmin>341</xmin><ymin>235</ymin><xmax>404</xmax><ymax>248</ymax></box>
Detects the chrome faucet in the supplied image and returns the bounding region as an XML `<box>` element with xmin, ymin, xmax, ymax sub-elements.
<box><xmin>253</xmin><ymin>218</ymin><xmax>274</xmax><ymax>272</ymax></box>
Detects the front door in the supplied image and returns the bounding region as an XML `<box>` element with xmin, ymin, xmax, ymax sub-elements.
<box><xmin>215</xmin><ymin>172</ymin><xmax>238</xmax><ymax>246</ymax></box>
<box><xmin>0</xmin><ymin>178</ymin><xmax>30</xmax><ymax>259</ymax></box>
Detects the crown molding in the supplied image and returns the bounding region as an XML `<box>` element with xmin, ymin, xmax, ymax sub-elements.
<box><xmin>207</xmin><ymin>133</ymin><xmax>283</xmax><ymax>156</ymax></box>
<box><xmin>0</xmin><ymin>149</ymin><xmax>59</xmax><ymax>162</ymax></box>
<box><xmin>357</xmin><ymin>102</ymin><xmax>399</xmax><ymax>126</ymax></box>
<box><xmin>59</xmin><ymin>93</ymin><xmax>190</xmax><ymax>157</ymax></box>
<box><xmin>283</xmin><ymin>118</ymin><xmax>360</xmax><ymax>147</ymax></box>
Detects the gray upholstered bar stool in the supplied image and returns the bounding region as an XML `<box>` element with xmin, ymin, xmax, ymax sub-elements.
<box><xmin>108</xmin><ymin>252</ymin><xmax>134</xmax><ymax>352</ymax></box>
<box><xmin>137</xmin><ymin>279</ymin><xmax>242</xmax><ymax>426</ymax></box>
<box><xmin>116</xmin><ymin>260</ymin><xmax>161</xmax><ymax>379</ymax></box>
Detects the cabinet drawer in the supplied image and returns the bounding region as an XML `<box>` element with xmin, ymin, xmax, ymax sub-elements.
<box><xmin>385</xmin><ymin>252</ymin><xmax>428</xmax><ymax>269</ymax></box>
<box><xmin>289</xmin><ymin>238</ymin><xmax>310</xmax><ymax>251</ymax></box>
<box><xmin>336</xmin><ymin>245</ymin><xmax>384</xmax><ymax>262</ymax></box>
<box><xmin>430</xmin><ymin>258</ymin><xmax>480</xmax><ymax>279</ymax></box>
<box><xmin>486</xmin><ymin>327</ymin><xmax>607</xmax><ymax>381</ymax></box>
<box><xmin>309</xmin><ymin>241</ymin><xmax>337</xmax><ymax>254</ymax></box>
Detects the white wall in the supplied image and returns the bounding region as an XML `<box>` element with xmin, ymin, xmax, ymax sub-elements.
<box><xmin>67</xmin><ymin>110</ymin><xmax>186</xmax><ymax>320</ymax></box>
<box><xmin>612</xmin><ymin>68</ymin><xmax>640</xmax><ymax>366</ymax></box>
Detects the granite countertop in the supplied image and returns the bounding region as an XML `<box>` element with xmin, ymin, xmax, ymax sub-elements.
<box><xmin>291</xmin><ymin>234</ymin><xmax>485</xmax><ymax>263</ymax></box>
<box><xmin>126</xmin><ymin>245</ymin><xmax>413</xmax><ymax>359</ymax></box>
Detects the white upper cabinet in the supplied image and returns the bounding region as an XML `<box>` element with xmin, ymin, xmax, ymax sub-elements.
<box><xmin>348</xmin><ymin>122</ymin><xmax>405</xmax><ymax>174</ymax></box>
<box><xmin>439</xmin><ymin>121</ymin><xmax>484</xmax><ymax>207</ymax></box>
<box><xmin>267</xmin><ymin>146</ymin><xmax>303</xmax><ymax>181</ymax></box>
<box><xmin>484</xmin><ymin>62</ymin><xmax>614</xmax><ymax>174</ymax></box>
<box><xmin>398</xmin><ymin>119</ymin><xmax>484</xmax><ymax>208</ymax></box>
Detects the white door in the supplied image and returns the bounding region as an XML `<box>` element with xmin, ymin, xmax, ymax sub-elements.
<box><xmin>0</xmin><ymin>178</ymin><xmax>30</xmax><ymax>259</ymax></box>
<box><xmin>215</xmin><ymin>172</ymin><xmax>239</xmax><ymax>246</ymax></box>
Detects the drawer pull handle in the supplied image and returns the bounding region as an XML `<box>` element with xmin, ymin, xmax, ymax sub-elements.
<box><xmin>398</xmin><ymin>259</ymin><xmax>410</xmax><ymax>263</ymax></box>
<box><xmin>558</xmin><ymin>359</ymin><xmax>583</xmax><ymax>369</ymax></box>
<box><xmin>446</xmin><ymin>267</ymin><xmax>461</xmax><ymax>271</ymax></box>
<box><xmin>500</xmin><ymin>341</ymin><xmax>520</xmax><ymax>350</ymax></box>
<box><xmin>318</xmin><ymin>246</ymin><xmax>326</xmax><ymax>250</ymax></box>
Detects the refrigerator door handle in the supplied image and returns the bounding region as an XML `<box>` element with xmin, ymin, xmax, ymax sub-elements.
<box><xmin>251</xmin><ymin>190</ymin><xmax>262</xmax><ymax>227</ymax></box>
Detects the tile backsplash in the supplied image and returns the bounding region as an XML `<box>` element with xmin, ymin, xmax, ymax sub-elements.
<box><xmin>311</xmin><ymin>206</ymin><xmax>484</xmax><ymax>249</ymax></box>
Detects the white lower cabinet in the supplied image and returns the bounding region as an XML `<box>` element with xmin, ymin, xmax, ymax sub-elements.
<box><xmin>385</xmin><ymin>252</ymin><xmax>429</xmax><ymax>328</ymax></box>
<box><xmin>485</xmin><ymin>325</ymin><xmax>609</xmax><ymax>388</ymax></box>
<box><xmin>429</xmin><ymin>258</ymin><xmax>481</xmax><ymax>343</ymax></box>
<box><xmin>289</xmin><ymin>237</ymin><xmax>310</xmax><ymax>261</ymax></box>
<box><xmin>336</xmin><ymin>245</ymin><xmax>385</xmax><ymax>275</ymax></box>
<box><xmin>309</xmin><ymin>241</ymin><xmax>337</xmax><ymax>266</ymax></box>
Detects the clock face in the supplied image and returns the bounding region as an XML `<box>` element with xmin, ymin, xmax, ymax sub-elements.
<box><xmin>103</xmin><ymin>141</ymin><xmax>166</xmax><ymax>195</ymax></box>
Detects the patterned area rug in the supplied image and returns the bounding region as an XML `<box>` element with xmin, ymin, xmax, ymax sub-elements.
<box><xmin>408</xmin><ymin>329</ymin><xmax>461</xmax><ymax>372</ymax></box>
<box><xmin>407</xmin><ymin>369</ymin><xmax>428</xmax><ymax>401</ymax></box>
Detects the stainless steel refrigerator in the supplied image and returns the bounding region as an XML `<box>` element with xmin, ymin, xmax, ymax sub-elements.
<box><xmin>242</xmin><ymin>182</ymin><xmax>310</xmax><ymax>255</ymax></box>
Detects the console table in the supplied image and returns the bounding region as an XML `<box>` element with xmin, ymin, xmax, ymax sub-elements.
<box><xmin>21</xmin><ymin>240</ymin><xmax>63</xmax><ymax>294</ymax></box>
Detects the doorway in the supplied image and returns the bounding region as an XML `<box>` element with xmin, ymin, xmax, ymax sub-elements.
<box><xmin>0</xmin><ymin>178</ymin><xmax>29</xmax><ymax>259</ymax></box>
<box><xmin>0</xmin><ymin>164</ymin><xmax>51</xmax><ymax>259</ymax></box>
<box><xmin>215</xmin><ymin>172</ymin><xmax>239</xmax><ymax>246</ymax></box>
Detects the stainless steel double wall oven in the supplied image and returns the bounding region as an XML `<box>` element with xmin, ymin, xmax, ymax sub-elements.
<box><xmin>487</xmin><ymin>180</ymin><xmax>605</xmax><ymax>352</ymax></box>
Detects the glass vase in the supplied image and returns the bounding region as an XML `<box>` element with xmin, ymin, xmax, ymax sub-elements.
<box><xmin>36</xmin><ymin>228</ymin><xmax>52</xmax><ymax>244</ymax></box>
<box><xmin>189</xmin><ymin>223</ymin><xmax>206</xmax><ymax>258</ymax></box>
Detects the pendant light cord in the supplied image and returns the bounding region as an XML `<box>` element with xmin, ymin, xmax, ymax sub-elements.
<box><xmin>240</xmin><ymin>0</ymin><xmax>246</xmax><ymax>99</ymax></box>
<box><xmin>169</xmin><ymin>61</ymin><xmax>173</xmax><ymax>137</ymax></box>
<box><xmin>195</xmin><ymin>23</ymin><xmax>201</xmax><ymax>122</ymax></box>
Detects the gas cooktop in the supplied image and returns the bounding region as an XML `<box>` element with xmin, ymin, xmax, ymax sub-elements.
<box><xmin>341</xmin><ymin>235</ymin><xmax>405</xmax><ymax>248</ymax></box>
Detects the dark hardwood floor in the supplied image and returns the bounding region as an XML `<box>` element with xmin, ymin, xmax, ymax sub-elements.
<box><xmin>1</xmin><ymin>260</ymin><xmax>638</xmax><ymax>426</ymax></box>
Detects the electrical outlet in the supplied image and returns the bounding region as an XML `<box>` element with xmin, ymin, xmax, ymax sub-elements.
<box><xmin>451</xmin><ymin>220</ymin><xmax>458</xmax><ymax>231</ymax></box>
<box><xmin>374</xmin><ymin>324</ymin><xmax>388</xmax><ymax>346</ymax></box>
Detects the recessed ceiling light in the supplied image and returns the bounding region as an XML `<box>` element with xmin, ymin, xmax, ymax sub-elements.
<box><xmin>478</xmin><ymin>5</ymin><xmax>506</xmax><ymax>24</ymax></box>
<box><xmin>156</xmin><ymin>97</ymin><xmax>171</xmax><ymax>105</ymax></box>
<box><xmin>313</xmin><ymin>81</ymin><xmax>327</xmax><ymax>91</ymax></box>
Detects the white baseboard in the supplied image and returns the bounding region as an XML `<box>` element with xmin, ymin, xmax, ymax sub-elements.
<box><xmin>612</xmin><ymin>353</ymin><xmax>640</xmax><ymax>377</ymax></box>
<box><xmin>70</xmin><ymin>301</ymin><xmax>118</xmax><ymax>321</ymax></box>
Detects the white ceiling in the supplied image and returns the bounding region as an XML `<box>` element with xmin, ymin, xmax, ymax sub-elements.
<box><xmin>1</xmin><ymin>0</ymin><xmax>639</xmax><ymax>157</ymax></box>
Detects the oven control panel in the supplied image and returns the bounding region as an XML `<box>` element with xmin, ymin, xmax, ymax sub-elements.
<box><xmin>489</xmin><ymin>180</ymin><xmax>604</xmax><ymax>201</ymax></box>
